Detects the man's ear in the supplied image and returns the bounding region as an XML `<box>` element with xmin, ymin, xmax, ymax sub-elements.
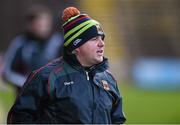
<box><xmin>75</xmin><ymin>48</ymin><xmax>80</xmax><ymax>53</ymax></box>
<box><xmin>72</xmin><ymin>48</ymin><xmax>79</xmax><ymax>55</ymax></box>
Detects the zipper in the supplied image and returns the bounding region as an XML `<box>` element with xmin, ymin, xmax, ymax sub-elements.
<box><xmin>85</xmin><ymin>71</ymin><xmax>89</xmax><ymax>80</ymax></box>
<box><xmin>85</xmin><ymin>71</ymin><xmax>95</xmax><ymax>123</ymax></box>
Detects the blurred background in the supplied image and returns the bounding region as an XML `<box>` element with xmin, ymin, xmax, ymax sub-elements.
<box><xmin>0</xmin><ymin>0</ymin><xmax>180</xmax><ymax>123</ymax></box>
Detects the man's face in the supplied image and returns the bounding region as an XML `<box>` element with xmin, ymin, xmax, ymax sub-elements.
<box><xmin>76</xmin><ymin>36</ymin><xmax>105</xmax><ymax>67</ymax></box>
<box><xmin>28</xmin><ymin>13</ymin><xmax>52</xmax><ymax>38</ymax></box>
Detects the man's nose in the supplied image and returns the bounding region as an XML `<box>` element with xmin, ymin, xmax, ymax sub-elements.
<box><xmin>98</xmin><ymin>37</ymin><xmax>105</xmax><ymax>47</ymax></box>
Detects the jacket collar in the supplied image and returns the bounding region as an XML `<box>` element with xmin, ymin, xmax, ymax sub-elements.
<box><xmin>63</xmin><ymin>49</ymin><xmax>109</xmax><ymax>74</ymax></box>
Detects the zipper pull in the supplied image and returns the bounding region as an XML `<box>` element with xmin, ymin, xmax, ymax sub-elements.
<box><xmin>86</xmin><ymin>71</ymin><xmax>89</xmax><ymax>80</ymax></box>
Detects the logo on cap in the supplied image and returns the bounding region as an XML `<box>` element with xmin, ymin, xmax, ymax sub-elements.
<box><xmin>73</xmin><ymin>39</ymin><xmax>82</xmax><ymax>46</ymax></box>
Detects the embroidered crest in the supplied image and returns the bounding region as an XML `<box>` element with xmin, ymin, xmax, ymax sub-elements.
<box><xmin>101</xmin><ymin>80</ymin><xmax>110</xmax><ymax>91</ymax></box>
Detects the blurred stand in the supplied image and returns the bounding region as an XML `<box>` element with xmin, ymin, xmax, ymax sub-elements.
<box><xmin>118</xmin><ymin>0</ymin><xmax>180</xmax><ymax>89</ymax></box>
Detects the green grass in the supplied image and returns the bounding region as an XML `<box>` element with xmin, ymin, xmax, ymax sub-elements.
<box><xmin>119</xmin><ymin>83</ymin><xmax>180</xmax><ymax>124</ymax></box>
<box><xmin>0</xmin><ymin>81</ymin><xmax>15</xmax><ymax>124</ymax></box>
<box><xmin>0</xmin><ymin>80</ymin><xmax>180</xmax><ymax>124</ymax></box>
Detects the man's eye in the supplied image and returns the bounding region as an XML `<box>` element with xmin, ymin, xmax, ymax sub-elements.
<box><xmin>91</xmin><ymin>37</ymin><xmax>98</xmax><ymax>41</ymax></box>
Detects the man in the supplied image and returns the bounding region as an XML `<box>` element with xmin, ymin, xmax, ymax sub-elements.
<box><xmin>7</xmin><ymin>7</ymin><xmax>126</xmax><ymax>124</ymax></box>
<box><xmin>2</xmin><ymin>4</ymin><xmax>63</xmax><ymax>92</ymax></box>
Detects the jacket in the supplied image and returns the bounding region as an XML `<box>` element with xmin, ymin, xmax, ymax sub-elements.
<box><xmin>7</xmin><ymin>52</ymin><xmax>126</xmax><ymax>124</ymax></box>
<box><xmin>2</xmin><ymin>32</ymin><xmax>63</xmax><ymax>87</ymax></box>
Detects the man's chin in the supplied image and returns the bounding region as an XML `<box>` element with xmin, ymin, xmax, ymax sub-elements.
<box><xmin>96</xmin><ymin>57</ymin><xmax>103</xmax><ymax>63</ymax></box>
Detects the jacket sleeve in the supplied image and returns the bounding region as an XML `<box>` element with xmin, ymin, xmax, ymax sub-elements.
<box><xmin>2</xmin><ymin>36</ymin><xmax>26</xmax><ymax>87</ymax></box>
<box><xmin>111</xmin><ymin>83</ymin><xmax>126</xmax><ymax>124</ymax></box>
<box><xmin>7</xmin><ymin>72</ymin><xmax>47</xmax><ymax>124</ymax></box>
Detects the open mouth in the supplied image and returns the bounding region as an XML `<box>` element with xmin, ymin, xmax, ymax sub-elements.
<box><xmin>97</xmin><ymin>50</ymin><xmax>104</xmax><ymax>55</ymax></box>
